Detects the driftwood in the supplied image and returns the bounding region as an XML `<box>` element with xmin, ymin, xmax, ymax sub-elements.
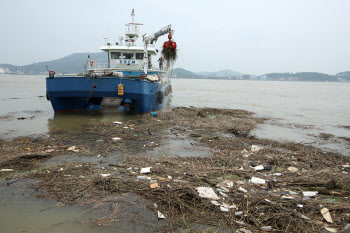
<box><xmin>287</xmin><ymin>179</ymin><xmax>338</xmax><ymax>189</ymax></box>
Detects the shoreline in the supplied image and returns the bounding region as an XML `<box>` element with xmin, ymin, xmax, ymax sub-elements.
<box><xmin>1</xmin><ymin>107</ymin><xmax>350</xmax><ymax>232</ymax></box>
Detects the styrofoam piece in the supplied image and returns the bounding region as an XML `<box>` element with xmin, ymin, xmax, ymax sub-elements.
<box><xmin>0</xmin><ymin>169</ymin><xmax>14</xmax><ymax>172</ymax></box>
<box><xmin>251</xmin><ymin>145</ymin><xmax>262</xmax><ymax>152</ymax></box>
<box><xmin>238</xmin><ymin>187</ymin><xmax>248</xmax><ymax>193</ymax></box>
<box><xmin>254</xmin><ymin>165</ymin><xmax>264</xmax><ymax>171</ymax></box>
<box><xmin>211</xmin><ymin>200</ymin><xmax>220</xmax><ymax>206</ymax></box>
<box><xmin>196</xmin><ymin>187</ymin><xmax>220</xmax><ymax>200</ymax></box>
<box><xmin>321</xmin><ymin>208</ymin><xmax>333</xmax><ymax>223</ymax></box>
<box><xmin>157</xmin><ymin>211</ymin><xmax>165</xmax><ymax>219</ymax></box>
<box><xmin>251</xmin><ymin>177</ymin><xmax>266</xmax><ymax>184</ymax></box>
<box><xmin>140</xmin><ymin>167</ymin><xmax>152</xmax><ymax>174</ymax></box>
<box><xmin>302</xmin><ymin>191</ymin><xmax>318</xmax><ymax>197</ymax></box>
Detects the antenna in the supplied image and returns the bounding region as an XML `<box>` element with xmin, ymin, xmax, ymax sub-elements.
<box><xmin>104</xmin><ymin>36</ymin><xmax>108</xmax><ymax>46</ymax></box>
<box><xmin>131</xmin><ymin>9</ymin><xmax>135</xmax><ymax>24</ymax></box>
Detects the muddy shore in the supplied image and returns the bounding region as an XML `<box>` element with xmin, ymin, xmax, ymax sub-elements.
<box><xmin>1</xmin><ymin>107</ymin><xmax>350</xmax><ymax>232</ymax></box>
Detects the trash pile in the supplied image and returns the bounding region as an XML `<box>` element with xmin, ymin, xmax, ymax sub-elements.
<box><xmin>31</xmin><ymin>142</ymin><xmax>350</xmax><ymax>232</ymax></box>
<box><xmin>2</xmin><ymin>107</ymin><xmax>350</xmax><ymax>232</ymax></box>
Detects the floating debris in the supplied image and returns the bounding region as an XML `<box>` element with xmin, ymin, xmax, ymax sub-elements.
<box><xmin>140</xmin><ymin>167</ymin><xmax>152</xmax><ymax>174</ymax></box>
<box><xmin>253</xmin><ymin>165</ymin><xmax>264</xmax><ymax>171</ymax></box>
<box><xmin>196</xmin><ymin>187</ymin><xmax>219</xmax><ymax>200</ymax></box>
<box><xmin>251</xmin><ymin>145</ymin><xmax>262</xmax><ymax>152</ymax></box>
<box><xmin>251</xmin><ymin>177</ymin><xmax>266</xmax><ymax>184</ymax></box>
<box><xmin>287</xmin><ymin>166</ymin><xmax>299</xmax><ymax>172</ymax></box>
<box><xmin>136</xmin><ymin>176</ymin><xmax>149</xmax><ymax>180</ymax></box>
<box><xmin>238</xmin><ymin>187</ymin><xmax>248</xmax><ymax>193</ymax></box>
<box><xmin>0</xmin><ymin>169</ymin><xmax>14</xmax><ymax>172</ymax></box>
<box><xmin>321</xmin><ymin>208</ymin><xmax>333</xmax><ymax>223</ymax></box>
<box><xmin>157</xmin><ymin>211</ymin><xmax>165</xmax><ymax>219</ymax></box>
<box><xmin>211</xmin><ymin>200</ymin><xmax>220</xmax><ymax>206</ymax></box>
<box><xmin>303</xmin><ymin>191</ymin><xmax>318</xmax><ymax>197</ymax></box>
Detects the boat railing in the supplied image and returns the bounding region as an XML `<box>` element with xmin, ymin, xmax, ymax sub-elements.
<box><xmin>88</xmin><ymin>59</ymin><xmax>109</xmax><ymax>69</ymax></box>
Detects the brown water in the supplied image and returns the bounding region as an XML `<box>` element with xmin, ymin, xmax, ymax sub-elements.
<box><xmin>1</xmin><ymin>74</ymin><xmax>350</xmax><ymax>232</ymax></box>
<box><xmin>0</xmin><ymin>179</ymin><xmax>166</xmax><ymax>233</ymax></box>
<box><xmin>0</xmin><ymin>74</ymin><xmax>349</xmax><ymax>154</ymax></box>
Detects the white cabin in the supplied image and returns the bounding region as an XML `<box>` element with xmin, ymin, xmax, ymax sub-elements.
<box><xmin>89</xmin><ymin>9</ymin><xmax>163</xmax><ymax>73</ymax></box>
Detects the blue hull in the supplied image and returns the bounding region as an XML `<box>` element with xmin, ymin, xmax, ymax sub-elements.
<box><xmin>46</xmin><ymin>76</ymin><xmax>170</xmax><ymax>113</ymax></box>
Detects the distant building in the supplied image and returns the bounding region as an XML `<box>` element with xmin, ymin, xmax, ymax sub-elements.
<box><xmin>0</xmin><ymin>67</ymin><xmax>11</xmax><ymax>74</ymax></box>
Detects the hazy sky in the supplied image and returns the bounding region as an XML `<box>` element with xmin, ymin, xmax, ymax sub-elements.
<box><xmin>1</xmin><ymin>0</ymin><xmax>349</xmax><ymax>75</ymax></box>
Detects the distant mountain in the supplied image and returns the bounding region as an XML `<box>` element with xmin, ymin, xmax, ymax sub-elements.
<box><xmin>1</xmin><ymin>53</ymin><xmax>349</xmax><ymax>82</ymax></box>
<box><xmin>172</xmin><ymin>68</ymin><xmax>199</xmax><ymax>78</ymax></box>
<box><xmin>0</xmin><ymin>52</ymin><xmax>107</xmax><ymax>74</ymax></box>
<box><xmin>262</xmin><ymin>72</ymin><xmax>339</xmax><ymax>82</ymax></box>
<box><xmin>172</xmin><ymin>68</ymin><xmax>242</xmax><ymax>79</ymax></box>
<box><xmin>336</xmin><ymin>71</ymin><xmax>350</xmax><ymax>81</ymax></box>
<box><xmin>195</xmin><ymin>69</ymin><xmax>241</xmax><ymax>77</ymax></box>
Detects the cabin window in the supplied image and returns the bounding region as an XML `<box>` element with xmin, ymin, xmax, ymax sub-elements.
<box><xmin>123</xmin><ymin>52</ymin><xmax>134</xmax><ymax>59</ymax></box>
<box><xmin>111</xmin><ymin>52</ymin><xmax>121</xmax><ymax>59</ymax></box>
<box><xmin>136</xmin><ymin>53</ymin><xmax>144</xmax><ymax>60</ymax></box>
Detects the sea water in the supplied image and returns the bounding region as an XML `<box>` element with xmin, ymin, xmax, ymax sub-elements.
<box><xmin>0</xmin><ymin>74</ymin><xmax>349</xmax><ymax>155</ymax></box>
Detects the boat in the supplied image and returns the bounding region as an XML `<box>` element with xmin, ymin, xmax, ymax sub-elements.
<box><xmin>46</xmin><ymin>9</ymin><xmax>177</xmax><ymax>113</ymax></box>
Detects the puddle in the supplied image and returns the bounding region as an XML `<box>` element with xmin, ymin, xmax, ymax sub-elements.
<box><xmin>0</xmin><ymin>179</ymin><xmax>167</xmax><ymax>233</ymax></box>
<box><xmin>47</xmin><ymin>110</ymin><xmax>135</xmax><ymax>132</ymax></box>
<box><xmin>141</xmin><ymin>135</ymin><xmax>211</xmax><ymax>157</ymax></box>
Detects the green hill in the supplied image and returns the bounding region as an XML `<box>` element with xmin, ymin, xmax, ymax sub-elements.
<box><xmin>172</xmin><ymin>68</ymin><xmax>199</xmax><ymax>78</ymax></box>
<box><xmin>0</xmin><ymin>52</ymin><xmax>106</xmax><ymax>74</ymax></box>
<box><xmin>263</xmin><ymin>72</ymin><xmax>338</xmax><ymax>82</ymax></box>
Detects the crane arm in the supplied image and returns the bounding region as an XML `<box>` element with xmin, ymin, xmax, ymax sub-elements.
<box><xmin>143</xmin><ymin>25</ymin><xmax>172</xmax><ymax>74</ymax></box>
<box><xmin>144</xmin><ymin>25</ymin><xmax>172</xmax><ymax>44</ymax></box>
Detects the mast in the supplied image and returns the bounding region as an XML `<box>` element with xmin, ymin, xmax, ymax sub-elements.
<box><xmin>131</xmin><ymin>9</ymin><xmax>135</xmax><ymax>24</ymax></box>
